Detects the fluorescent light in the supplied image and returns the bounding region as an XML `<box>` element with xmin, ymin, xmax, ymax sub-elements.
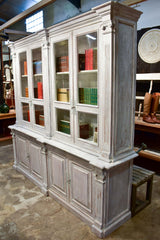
<box><xmin>86</xmin><ymin>34</ymin><xmax>96</xmax><ymax>40</ymax></box>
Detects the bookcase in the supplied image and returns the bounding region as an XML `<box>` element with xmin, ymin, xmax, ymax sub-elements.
<box><xmin>9</xmin><ymin>2</ymin><xmax>141</xmax><ymax>238</ymax></box>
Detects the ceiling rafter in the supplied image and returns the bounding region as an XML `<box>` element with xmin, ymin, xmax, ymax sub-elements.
<box><xmin>68</xmin><ymin>0</ymin><xmax>81</xmax><ymax>9</ymax></box>
<box><xmin>122</xmin><ymin>0</ymin><xmax>147</xmax><ymax>6</ymax></box>
<box><xmin>0</xmin><ymin>0</ymin><xmax>56</xmax><ymax>32</ymax></box>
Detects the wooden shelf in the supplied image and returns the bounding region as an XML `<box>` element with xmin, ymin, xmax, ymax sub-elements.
<box><xmin>0</xmin><ymin>136</ymin><xmax>12</xmax><ymax>142</ymax></box>
<box><xmin>0</xmin><ymin>110</ymin><xmax>16</xmax><ymax>120</ymax></box>
<box><xmin>135</xmin><ymin>117</ymin><xmax>160</xmax><ymax>162</ymax></box>
<box><xmin>135</xmin><ymin>118</ymin><xmax>160</xmax><ymax>135</ymax></box>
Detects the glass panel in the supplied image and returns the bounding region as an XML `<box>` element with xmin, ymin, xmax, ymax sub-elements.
<box><xmin>78</xmin><ymin>112</ymin><xmax>98</xmax><ymax>143</ymax></box>
<box><xmin>22</xmin><ymin>103</ymin><xmax>30</xmax><ymax>121</ymax></box>
<box><xmin>20</xmin><ymin>52</ymin><xmax>28</xmax><ymax>98</ymax></box>
<box><xmin>32</xmin><ymin>48</ymin><xmax>43</xmax><ymax>99</ymax></box>
<box><xmin>34</xmin><ymin>105</ymin><xmax>44</xmax><ymax>126</ymax></box>
<box><xmin>57</xmin><ymin>109</ymin><xmax>70</xmax><ymax>134</ymax></box>
<box><xmin>55</xmin><ymin>40</ymin><xmax>69</xmax><ymax>102</ymax></box>
<box><xmin>77</xmin><ymin>32</ymin><xmax>97</xmax><ymax>105</ymax></box>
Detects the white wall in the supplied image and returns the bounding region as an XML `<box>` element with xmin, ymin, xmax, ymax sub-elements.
<box><xmin>135</xmin><ymin>0</ymin><xmax>160</xmax><ymax>30</ymax></box>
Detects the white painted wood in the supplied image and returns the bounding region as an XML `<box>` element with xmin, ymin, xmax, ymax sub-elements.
<box><xmin>69</xmin><ymin>161</ymin><xmax>92</xmax><ymax>212</ymax></box>
<box><xmin>136</xmin><ymin>73</ymin><xmax>160</xmax><ymax>80</ymax></box>
<box><xmin>29</xmin><ymin>142</ymin><xmax>42</xmax><ymax>179</ymax></box>
<box><xmin>48</xmin><ymin>152</ymin><xmax>67</xmax><ymax>198</ymax></box>
<box><xmin>15</xmin><ymin>135</ymin><xmax>29</xmax><ymax>169</ymax></box>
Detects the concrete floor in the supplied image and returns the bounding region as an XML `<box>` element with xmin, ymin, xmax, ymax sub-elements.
<box><xmin>0</xmin><ymin>144</ymin><xmax>160</xmax><ymax>240</ymax></box>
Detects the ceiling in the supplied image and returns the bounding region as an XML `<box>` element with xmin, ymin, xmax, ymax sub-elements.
<box><xmin>0</xmin><ymin>0</ymin><xmax>158</xmax><ymax>33</ymax></box>
<box><xmin>0</xmin><ymin>0</ymin><xmax>41</xmax><ymax>25</ymax></box>
<box><xmin>0</xmin><ymin>0</ymin><xmax>147</xmax><ymax>26</ymax></box>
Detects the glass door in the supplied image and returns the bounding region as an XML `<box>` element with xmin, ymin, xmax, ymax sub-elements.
<box><xmin>52</xmin><ymin>35</ymin><xmax>72</xmax><ymax>140</ymax></box>
<box><xmin>32</xmin><ymin>48</ymin><xmax>43</xmax><ymax>99</ymax></box>
<box><xmin>20</xmin><ymin>51</ymin><xmax>28</xmax><ymax>98</ymax></box>
<box><xmin>77</xmin><ymin>32</ymin><xmax>97</xmax><ymax>106</ymax></box>
<box><xmin>31</xmin><ymin>47</ymin><xmax>45</xmax><ymax>127</ymax></box>
<box><xmin>75</xmin><ymin>31</ymin><xmax>98</xmax><ymax>145</ymax></box>
<box><xmin>19</xmin><ymin>51</ymin><xmax>31</xmax><ymax>123</ymax></box>
<box><xmin>55</xmin><ymin>40</ymin><xmax>69</xmax><ymax>103</ymax></box>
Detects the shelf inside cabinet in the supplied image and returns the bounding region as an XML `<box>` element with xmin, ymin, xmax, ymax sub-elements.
<box><xmin>56</xmin><ymin>72</ymin><xmax>69</xmax><ymax>75</ymax></box>
<box><xmin>22</xmin><ymin>75</ymin><xmax>28</xmax><ymax>78</ymax></box>
<box><xmin>136</xmin><ymin>73</ymin><xmax>160</xmax><ymax>80</ymax></box>
<box><xmin>79</xmin><ymin>70</ymin><xmax>98</xmax><ymax>74</ymax></box>
<box><xmin>33</xmin><ymin>74</ymin><xmax>43</xmax><ymax>77</ymax></box>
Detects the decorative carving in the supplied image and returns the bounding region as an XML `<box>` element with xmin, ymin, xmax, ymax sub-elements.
<box><xmin>10</xmin><ymin>131</ymin><xmax>16</xmax><ymax>139</ymax></box>
<box><xmin>94</xmin><ymin>168</ymin><xmax>107</xmax><ymax>183</ymax></box>
<box><xmin>101</xmin><ymin>20</ymin><xmax>116</xmax><ymax>35</ymax></box>
<box><xmin>41</xmin><ymin>144</ymin><xmax>47</xmax><ymax>155</ymax></box>
<box><xmin>42</xmin><ymin>41</ymin><xmax>50</xmax><ymax>49</ymax></box>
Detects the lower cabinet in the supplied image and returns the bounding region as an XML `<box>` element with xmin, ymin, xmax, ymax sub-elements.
<box><xmin>15</xmin><ymin>135</ymin><xmax>29</xmax><ymax>170</ymax></box>
<box><xmin>14</xmin><ymin>133</ymin><xmax>47</xmax><ymax>194</ymax></box>
<box><xmin>12</xmin><ymin>130</ymin><xmax>133</xmax><ymax>238</ymax></box>
<box><xmin>48</xmin><ymin>149</ymin><xmax>93</xmax><ymax>219</ymax></box>
<box><xmin>48</xmin><ymin>149</ymin><xmax>68</xmax><ymax>200</ymax></box>
<box><xmin>69</xmin><ymin>159</ymin><xmax>92</xmax><ymax>215</ymax></box>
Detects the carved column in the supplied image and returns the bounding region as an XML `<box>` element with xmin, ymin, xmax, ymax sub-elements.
<box><xmin>92</xmin><ymin>168</ymin><xmax>107</xmax><ymax>238</ymax></box>
<box><xmin>41</xmin><ymin>144</ymin><xmax>49</xmax><ymax>195</ymax></box>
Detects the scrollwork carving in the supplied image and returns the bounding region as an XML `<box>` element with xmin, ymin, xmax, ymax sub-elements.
<box><xmin>41</xmin><ymin>144</ymin><xmax>47</xmax><ymax>155</ymax></box>
<box><xmin>101</xmin><ymin>20</ymin><xmax>116</xmax><ymax>35</ymax></box>
<box><xmin>94</xmin><ymin>168</ymin><xmax>107</xmax><ymax>183</ymax></box>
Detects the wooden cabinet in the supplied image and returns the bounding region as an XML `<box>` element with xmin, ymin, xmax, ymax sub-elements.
<box><xmin>135</xmin><ymin>72</ymin><xmax>160</xmax><ymax>162</ymax></box>
<box><xmin>9</xmin><ymin>2</ymin><xmax>141</xmax><ymax>238</ymax></box>
<box><xmin>0</xmin><ymin>111</ymin><xmax>16</xmax><ymax>141</ymax></box>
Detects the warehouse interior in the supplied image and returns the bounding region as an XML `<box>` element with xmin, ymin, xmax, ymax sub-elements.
<box><xmin>0</xmin><ymin>0</ymin><xmax>160</xmax><ymax>239</ymax></box>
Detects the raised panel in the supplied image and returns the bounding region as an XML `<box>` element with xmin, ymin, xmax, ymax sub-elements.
<box><xmin>108</xmin><ymin>162</ymin><xmax>130</xmax><ymax>222</ymax></box>
<box><xmin>70</xmin><ymin>162</ymin><xmax>91</xmax><ymax>212</ymax></box>
<box><xmin>49</xmin><ymin>152</ymin><xmax>67</xmax><ymax>198</ymax></box>
<box><xmin>29</xmin><ymin>143</ymin><xmax>42</xmax><ymax>178</ymax></box>
<box><xmin>115</xmin><ymin>22</ymin><xmax>134</xmax><ymax>155</ymax></box>
<box><xmin>16</xmin><ymin>136</ymin><xmax>29</xmax><ymax>169</ymax></box>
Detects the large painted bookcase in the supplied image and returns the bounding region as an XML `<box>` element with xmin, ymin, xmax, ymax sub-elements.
<box><xmin>9</xmin><ymin>2</ymin><xmax>141</xmax><ymax>238</ymax></box>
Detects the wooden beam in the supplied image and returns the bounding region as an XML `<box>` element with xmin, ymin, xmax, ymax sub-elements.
<box><xmin>0</xmin><ymin>17</ymin><xmax>6</xmax><ymax>23</ymax></box>
<box><xmin>122</xmin><ymin>0</ymin><xmax>147</xmax><ymax>6</ymax></box>
<box><xmin>0</xmin><ymin>0</ymin><xmax>56</xmax><ymax>31</ymax></box>
<box><xmin>68</xmin><ymin>0</ymin><xmax>81</xmax><ymax>9</ymax></box>
<box><xmin>4</xmin><ymin>29</ymin><xmax>31</xmax><ymax>36</ymax></box>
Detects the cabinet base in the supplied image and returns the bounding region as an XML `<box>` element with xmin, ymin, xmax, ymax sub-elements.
<box><xmin>12</xmin><ymin>130</ymin><xmax>133</xmax><ymax>238</ymax></box>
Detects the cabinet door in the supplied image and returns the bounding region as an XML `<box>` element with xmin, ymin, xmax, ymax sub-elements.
<box><xmin>73</xmin><ymin>28</ymin><xmax>99</xmax><ymax>149</ymax></box>
<box><xmin>29</xmin><ymin>142</ymin><xmax>42</xmax><ymax>181</ymax></box>
<box><xmin>48</xmin><ymin>151</ymin><xmax>68</xmax><ymax>200</ymax></box>
<box><xmin>16</xmin><ymin>135</ymin><xmax>29</xmax><ymax>170</ymax></box>
<box><xmin>31</xmin><ymin>47</ymin><xmax>45</xmax><ymax>128</ymax></box>
<box><xmin>69</xmin><ymin>160</ymin><xmax>92</xmax><ymax>214</ymax></box>
<box><xmin>18</xmin><ymin>50</ymin><xmax>31</xmax><ymax>124</ymax></box>
<box><xmin>51</xmin><ymin>33</ymin><xmax>73</xmax><ymax>142</ymax></box>
<box><xmin>17</xmin><ymin>42</ymin><xmax>50</xmax><ymax>135</ymax></box>
<box><xmin>19</xmin><ymin>51</ymin><xmax>29</xmax><ymax>98</ymax></box>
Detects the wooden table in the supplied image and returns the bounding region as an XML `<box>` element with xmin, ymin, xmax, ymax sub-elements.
<box><xmin>0</xmin><ymin>110</ymin><xmax>16</xmax><ymax>141</ymax></box>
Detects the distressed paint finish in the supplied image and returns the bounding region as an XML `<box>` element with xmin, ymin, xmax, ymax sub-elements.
<box><xmin>10</xmin><ymin>2</ymin><xmax>141</xmax><ymax>238</ymax></box>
